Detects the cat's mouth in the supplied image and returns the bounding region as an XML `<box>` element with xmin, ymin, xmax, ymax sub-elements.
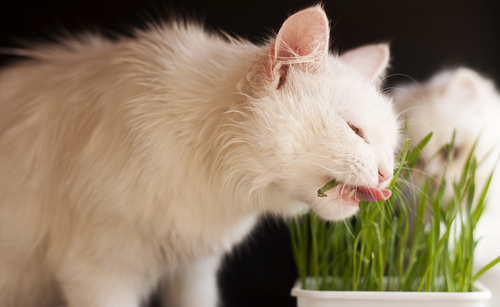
<box><xmin>336</xmin><ymin>183</ymin><xmax>391</xmax><ymax>205</ymax></box>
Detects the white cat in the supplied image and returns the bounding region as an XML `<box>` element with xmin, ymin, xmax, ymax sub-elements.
<box><xmin>394</xmin><ymin>67</ymin><xmax>500</xmax><ymax>306</ymax></box>
<box><xmin>0</xmin><ymin>6</ymin><xmax>399</xmax><ymax>307</ymax></box>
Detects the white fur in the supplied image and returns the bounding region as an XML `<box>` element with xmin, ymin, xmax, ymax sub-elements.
<box><xmin>0</xmin><ymin>6</ymin><xmax>399</xmax><ymax>307</ymax></box>
<box><xmin>394</xmin><ymin>67</ymin><xmax>500</xmax><ymax>306</ymax></box>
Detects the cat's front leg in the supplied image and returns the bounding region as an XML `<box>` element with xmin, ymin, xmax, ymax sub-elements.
<box><xmin>53</xmin><ymin>229</ymin><xmax>163</xmax><ymax>307</ymax></box>
<box><xmin>56</xmin><ymin>263</ymin><xmax>157</xmax><ymax>307</ymax></box>
<box><xmin>160</xmin><ymin>255</ymin><xmax>221</xmax><ymax>307</ymax></box>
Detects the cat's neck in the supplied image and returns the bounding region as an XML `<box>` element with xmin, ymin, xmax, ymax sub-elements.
<box><xmin>119</xmin><ymin>33</ymin><xmax>295</xmax><ymax>215</ymax></box>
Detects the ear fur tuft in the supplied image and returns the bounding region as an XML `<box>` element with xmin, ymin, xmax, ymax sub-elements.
<box><xmin>268</xmin><ymin>6</ymin><xmax>330</xmax><ymax>87</ymax></box>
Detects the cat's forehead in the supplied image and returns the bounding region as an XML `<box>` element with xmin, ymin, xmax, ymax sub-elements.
<box><xmin>280</xmin><ymin>58</ymin><xmax>398</xmax><ymax>148</ymax></box>
<box><xmin>327</xmin><ymin>76</ymin><xmax>394</xmax><ymax>124</ymax></box>
<box><xmin>327</xmin><ymin>83</ymin><xmax>398</xmax><ymax>148</ymax></box>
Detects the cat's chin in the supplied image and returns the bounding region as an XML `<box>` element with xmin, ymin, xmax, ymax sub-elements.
<box><xmin>308</xmin><ymin>194</ymin><xmax>361</xmax><ymax>221</ymax></box>
<box><xmin>310</xmin><ymin>200</ymin><xmax>360</xmax><ymax>221</ymax></box>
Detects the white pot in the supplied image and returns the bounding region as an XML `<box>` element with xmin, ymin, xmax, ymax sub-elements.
<box><xmin>291</xmin><ymin>280</ymin><xmax>491</xmax><ymax>307</ymax></box>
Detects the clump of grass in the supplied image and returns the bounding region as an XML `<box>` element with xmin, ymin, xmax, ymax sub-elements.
<box><xmin>289</xmin><ymin>133</ymin><xmax>500</xmax><ymax>292</ymax></box>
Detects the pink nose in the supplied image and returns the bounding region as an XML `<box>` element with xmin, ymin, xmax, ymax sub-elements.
<box><xmin>378</xmin><ymin>169</ymin><xmax>391</xmax><ymax>184</ymax></box>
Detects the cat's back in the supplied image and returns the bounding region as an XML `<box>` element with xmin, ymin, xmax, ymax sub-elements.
<box><xmin>0</xmin><ymin>36</ymin><xmax>134</xmax><ymax>188</ymax></box>
<box><xmin>0</xmin><ymin>23</ymin><xmax>263</xmax><ymax>228</ymax></box>
<box><xmin>0</xmin><ymin>23</ymin><xmax>259</xmax><ymax>137</ymax></box>
<box><xmin>0</xmin><ymin>23</ymin><xmax>250</xmax><ymax>163</ymax></box>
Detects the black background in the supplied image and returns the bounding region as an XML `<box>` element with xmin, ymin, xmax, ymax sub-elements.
<box><xmin>1</xmin><ymin>1</ymin><xmax>499</xmax><ymax>306</ymax></box>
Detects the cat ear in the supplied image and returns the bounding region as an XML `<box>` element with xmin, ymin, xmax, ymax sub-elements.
<box><xmin>443</xmin><ymin>68</ymin><xmax>482</xmax><ymax>102</ymax></box>
<box><xmin>340</xmin><ymin>44</ymin><xmax>390</xmax><ymax>82</ymax></box>
<box><xmin>268</xmin><ymin>6</ymin><xmax>330</xmax><ymax>88</ymax></box>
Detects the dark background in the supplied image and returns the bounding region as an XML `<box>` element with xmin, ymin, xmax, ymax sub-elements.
<box><xmin>1</xmin><ymin>1</ymin><xmax>499</xmax><ymax>306</ymax></box>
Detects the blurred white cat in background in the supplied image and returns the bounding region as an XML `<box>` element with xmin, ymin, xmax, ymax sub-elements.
<box><xmin>394</xmin><ymin>67</ymin><xmax>500</xmax><ymax>306</ymax></box>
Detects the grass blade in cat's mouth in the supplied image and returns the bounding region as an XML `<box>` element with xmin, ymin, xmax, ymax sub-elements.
<box><xmin>317</xmin><ymin>179</ymin><xmax>340</xmax><ymax>197</ymax></box>
<box><xmin>318</xmin><ymin>179</ymin><xmax>391</xmax><ymax>204</ymax></box>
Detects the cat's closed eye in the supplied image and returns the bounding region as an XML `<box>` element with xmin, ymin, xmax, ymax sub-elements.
<box><xmin>348</xmin><ymin>122</ymin><xmax>367</xmax><ymax>142</ymax></box>
<box><xmin>440</xmin><ymin>146</ymin><xmax>461</xmax><ymax>161</ymax></box>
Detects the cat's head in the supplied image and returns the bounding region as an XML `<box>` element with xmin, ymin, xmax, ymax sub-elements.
<box><xmin>394</xmin><ymin>68</ymin><xmax>500</xmax><ymax>200</ymax></box>
<box><xmin>230</xmin><ymin>7</ymin><xmax>400</xmax><ymax>221</ymax></box>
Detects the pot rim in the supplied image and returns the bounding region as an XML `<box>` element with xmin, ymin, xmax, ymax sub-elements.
<box><xmin>291</xmin><ymin>280</ymin><xmax>492</xmax><ymax>301</ymax></box>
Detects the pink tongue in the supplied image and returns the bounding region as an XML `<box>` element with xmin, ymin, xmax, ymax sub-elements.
<box><xmin>355</xmin><ymin>186</ymin><xmax>392</xmax><ymax>202</ymax></box>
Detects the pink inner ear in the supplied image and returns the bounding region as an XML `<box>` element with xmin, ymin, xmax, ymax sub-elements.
<box><xmin>269</xmin><ymin>6</ymin><xmax>329</xmax><ymax>80</ymax></box>
<box><xmin>339</xmin><ymin>44</ymin><xmax>390</xmax><ymax>82</ymax></box>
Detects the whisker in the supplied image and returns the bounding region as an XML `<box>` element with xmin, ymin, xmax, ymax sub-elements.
<box><xmin>293</xmin><ymin>159</ymin><xmax>349</xmax><ymax>175</ymax></box>
<box><xmin>341</xmin><ymin>172</ymin><xmax>356</xmax><ymax>237</ymax></box>
<box><xmin>302</xmin><ymin>151</ymin><xmax>344</xmax><ymax>165</ymax></box>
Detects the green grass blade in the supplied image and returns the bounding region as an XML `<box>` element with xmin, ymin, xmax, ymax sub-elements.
<box><xmin>405</xmin><ymin>132</ymin><xmax>432</xmax><ymax>169</ymax></box>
